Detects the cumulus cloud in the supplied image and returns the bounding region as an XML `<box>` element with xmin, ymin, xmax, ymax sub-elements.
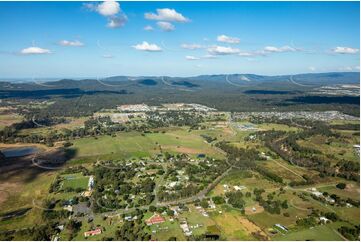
<box><xmin>144</xmin><ymin>25</ymin><xmax>154</xmax><ymax>31</ymax></box>
<box><xmin>107</xmin><ymin>15</ymin><xmax>127</xmax><ymax>28</ymax></box>
<box><xmin>132</xmin><ymin>41</ymin><xmax>162</xmax><ymax>52</ymax></box>
<box><xmin>207</xmin><ymin>45</ymin><xmax>240</xmax><ymax>55</ymax></box>
<box><xmin>180</xmin><ymin>43</ymin><xmax>203</xmax><ymax>50</ymax></box>
<box><xmin>97</xmin><ymin>0</ymin><xmax>120</xmax><ymax>16</ymax></box>
<box><xmin>333</xmin><ymin>46</ymin><xmax>359</xmax><ymax>54</ymax></box>
<box><xmin>58</xmin><ymin>40</ymin><xmax>84</xmax><ymax>47</ymax></box>
<box><xmin>145</xmin><ymin>8</ymin><xmax>189</xmax><ymax>22</ymax></box>
<box><xmin>185</xmin><ymin>55</ymin><xmax>200</xmax><ymax>60</ymax></box>
<box><xmin>157</xmin><ymin>21</ymin><xmax>175</xmax><ymax>32</ymax></box>
<box><xmin>84</xmin><ymin>1</ymin><xmax>127</xmax><ymax>28</ymax></box>
<box><xmin>20</xmin><ymin>47</ymin><xmax>52</xmax><ymax>55</ymax></box>
<box><xmin>217</xmin><ymin>35</ymin><xmax>240</xmax><ymax>44</ymax></box>
<box><xmin>263</xmin><ymin>45</ymin><xmax>297</xmax><ymax>53</ymax></box>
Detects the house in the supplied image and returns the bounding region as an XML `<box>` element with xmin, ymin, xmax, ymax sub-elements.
<box><xmin>319</xmin><ymin>217</ymin><xmax>329</xmax><ymax>224</ymax></box>
<box><xmin>233</xmin><ymin>185</ymin><xmax>246</xmax><ymax>191</ymax></box>
<box><xmin>88</xmin><ymin>176</ymin><xmax>94</xmax><ymax>190</ymax></box>
<box><xmin>325</xmin><ymin>197</ymin><xmax>335</xmax><ymax>204</ymax></box>
<box><xmin>208</xmin><ymin>200</ymin><xmax>216</xmax><ymax>209</ymax></box>
<box><xmin>84</xmin><ymin>228</ymin><xmax>102</xmax><ymax>237</ymax></box>
<box><xmin>180</xmin><ymin>222</ymin><xmax>192</xmax><ymax>236</ymax></box>
<box><xmin>312</xmin><ymin>191</ymin><xmax>323</xmax><ymax>197</ymax></box>
<box><xmin>81</xmin><ymin>190</ymin><xmax>92</xmax><ymax>197</ymax></box>
<box><xmin>146</xmin><ymin>214</ymin><xmax>166</xmax><ymax>226</ymax></box>
<box><xmin>275</xmin><ymin>224</ymin><xmax>288</xmax><ymax>232</ymax></box>
<box><xmin>63</xmin><ymin>205</ymin><xmax>73</xmax><ymax>212</ymax></box>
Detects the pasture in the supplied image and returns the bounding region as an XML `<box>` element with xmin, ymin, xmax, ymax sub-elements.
<box><xmin>72</xmin><ymin>129</ymin><xmax>225</xmax><ymax>159</ymax></box>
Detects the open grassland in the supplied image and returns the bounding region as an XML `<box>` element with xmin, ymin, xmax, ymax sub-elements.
<box><xmin>260</xmin><ymin>158</ymin><xmax>311</xmax><ymax>183</ymax></box>
<box><xmin>317</xmin><ymin>182</ymin><xmax>360</xmax><ymax>200</ymax></box>
<box><xmin>72</xmin><ymin>128</ymin><xmax>225</xmax><ymax>159</ymax></box>
<box><xmin>209</xmin><ymin>170</ymin><xmax>280</xmax><ymax>198</ymax></box>
<box><xmin>298</xmin><ymin>134</ymin><xmax>359</xmax><ymax>164</ymax></box>
<box><xmin>149</xmin><ymin>219</ymin><xmax>186</xmax><ymax>241</ymax></box>
<box><xmin>0</xmin><ymin>171</ymin><xmax>56</xmax><ymax>231</ymax></box>
<box><xmin>0</xmin><ymin>113</ymin><xmax>23</xmax><ymax>130</ymax></box>
<box><xmin>51</xmin><ymin>117</ymin><xmax>87</xmax><ymax>130</ymax></box>
<box><xmin>17</xmin><ymin>117</ymin><xmax>88</xmax><ymax>136</ymax></box>
<box><xmin>61</xmin><ymin>173</ymin><xmax>89</xmax><ymax>190</ymax></box>
<box><xmin>70</xmin><ymin>214</ymin><xmax>123</xmax><ymax>241</ymax></box>
<box><xmin>210</xmin><ymin>208</ymin><xmax>260</xmax><ymax>240</ymax></box>
<box><xmin>273</xmin><ymin>222</ymin><xmax>345</xmax><ymax>241</ymax></box>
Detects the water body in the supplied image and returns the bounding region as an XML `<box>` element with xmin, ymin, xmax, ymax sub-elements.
<box><xmin>1</xmin><ymin>146</ymin><xmax>39</xmax><ymax>158</ymax></box>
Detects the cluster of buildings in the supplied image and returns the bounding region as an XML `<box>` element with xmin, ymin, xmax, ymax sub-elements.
<box><xmin>312</xmin><ymin>84</ymin><xmax>360</xmax><ymax>96</ymax></box>
<box><xmin>117</xmin><ymin>103</ymin><xmax>216</xmax><ymax>113</ymax></box>
<box><xmin>308</xmin><ymin>188</ymin><xmax>335</xmax><ymax>204</ymax></box>
<box><xmin>222</xmin><ymin>184</ymin><xmax>247</xmax><ymax>192</ymax></box>
<box><xmin>234</xmin><ymin>111</ymin><xmax>359</xmax><ymax>121</ymax></box>
<box><xmin>234</xmin><ymin>123</ymin><xmax>258</xmax><ymax>131</ymax></box>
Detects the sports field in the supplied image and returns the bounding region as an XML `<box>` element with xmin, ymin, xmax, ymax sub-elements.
<box><xmin>61</xmin><ymin>173</ymin><xmax>89</xmax><ymax>190</ymax></box>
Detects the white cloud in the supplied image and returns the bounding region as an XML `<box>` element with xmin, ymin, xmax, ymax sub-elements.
<box><xmin>309</xmin><ymin>66</ymin><xmax>316</xmax><ymax>71</ymax></box>
<box><xmin>264</xmin><ymin>45</ymin><xmax>297</xmax><ymax>53</ymax></box>
<box><xmin>333</xmin><ymin>46</ymin><xmax>359</xmax><ymax>54</ymax></box>
<box><xmin>58</xmin><ymin>40</ymin><xmax>84</xmax><ymax>47</ymax></box>
<box><xmin>339</xmin><ymin>66</ymin><xmax>360</xmax><ymax>71</ymax></box>
<box><xmin>20</xmin><ymin>47</ymin><xmax>52</xmax><ymax>55</ymax></box>
<box><xmin>145</xmin><ymin>8</ymin><xmax>189</xmax><ymax>22</ymax></box>
<box><xmin>203</xmin><ymin>54</ymin><xmax>217</xmax><ymax>59</ymax></box>
<box><xmin>84</xmin><ymin>1</ymin><xmax>127</xmax><ymax>28</ymax></box>
<box><xmin>97</xmin><ymin>0</ymin><xmax>120</xmax><ymax>16</ymax></box>
<box><xmin>132</xmin><ymin>41</ymin><xmax>162</xmax><ymax>52</ymax></box>
<box><xmin>107</xmin><ymin>14</ymin><xmax>127</xmax><ymax>28</ymax></box>
<box><xmin>238</xmin><ymin>52</ymin><xmax>254</xmax><ymax>57</ymax></box>
<box><xmin>207</xmin><ymin>45</ymin><xmax>240</xmax><ymax>55</ymax></box>
<box><xmin>180</xmin><ymin>43</ymin><xmax>203</xmax><ymax>50</ymax></box>
<box><xmin>185</xmin><ymin>55</ymin><xmax>200</xmax><ymax>60</ymax></box>
<box><xmin>144</xmin><ymin>25</ymin><xmax>154</xmax><ymax>31</ymax></box>
<box><xmin>157</xmin><ymin>21</ymin><xmax>175</xmax><ymax>32</ymax></box>
<box><xmin>217</xmin><ymin>35</ymin><xmax>240</xmax><ymax>44</ymax></box>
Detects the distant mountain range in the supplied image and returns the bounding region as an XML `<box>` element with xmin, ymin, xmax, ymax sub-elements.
<box><xmin>0</xmin><ymin>72</ymin><xmax>359</xmax><ymax>87</ymax></box>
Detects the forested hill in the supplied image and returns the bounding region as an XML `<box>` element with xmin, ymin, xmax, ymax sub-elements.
<box><xmin>0</xmin><ymin>72</ymin><xmax>359</xmax><ymax>117</ymax></box>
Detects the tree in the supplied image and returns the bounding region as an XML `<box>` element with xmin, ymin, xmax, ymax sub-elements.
<box><xmin>149</xmin><ymin>205</ymin><xmax>156</xmax><ymax>213</ymax></box>
<box><xmin>166</xmin><ymin>209</ymin><xmax>175</xmax><ymax>217</ymax></box>
<box><xmin>212</xmin><ymin>196</ymin><xmax>225</xmax><ymax>204</ymax></box>
<box><xmin>336</xmin><ymin>183</ymin><xmax>346</xmax><ymax>190</ymax></box>
<box><xmin>200</xmin><ymin>199</ymin><xmax>209</xmax><ymax>209</ymax></box>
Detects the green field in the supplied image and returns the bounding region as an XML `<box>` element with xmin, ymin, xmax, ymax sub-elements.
<box><xmin>72</xmin><ymin>129</ymin><xmax>225</xmax><ymax>159</ymax></box>
<box><xmin>273</xmin><ymin>223</ymin><xmax>345</xmax><ymax>241</ymax></box>
<box><xmin>61</xmin><ymin>173</ymin><xmax>89</xmax><ymax>190</ymax></box>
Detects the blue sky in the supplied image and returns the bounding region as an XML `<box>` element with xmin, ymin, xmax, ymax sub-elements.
<box><xmin>0</xmin><ymin>1</ymin><xmax>359</xmax><ymax>78</ymax></box>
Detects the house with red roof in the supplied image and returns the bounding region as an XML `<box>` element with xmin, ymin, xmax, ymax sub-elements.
<box><xmin>84</xmin><ymin>228</ymin><xmax>102</xmax><ymax>237</ymax></box>
<box><xmin>146</xmin><ymin>213</ymin><xmax>166</xmax><ymax>226</ymax></box>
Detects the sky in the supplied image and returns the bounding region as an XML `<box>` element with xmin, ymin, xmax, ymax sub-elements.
<box><xmin>0</xmin><ymin>1</ymin><xmax>359</xmax><ymax>78</ymax></box>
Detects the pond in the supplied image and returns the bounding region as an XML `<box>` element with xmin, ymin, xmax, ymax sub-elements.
<box><xmin>0</xmin><ymin>146</ymin><xmax>39</xmax><ymax>158</ymax></box>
